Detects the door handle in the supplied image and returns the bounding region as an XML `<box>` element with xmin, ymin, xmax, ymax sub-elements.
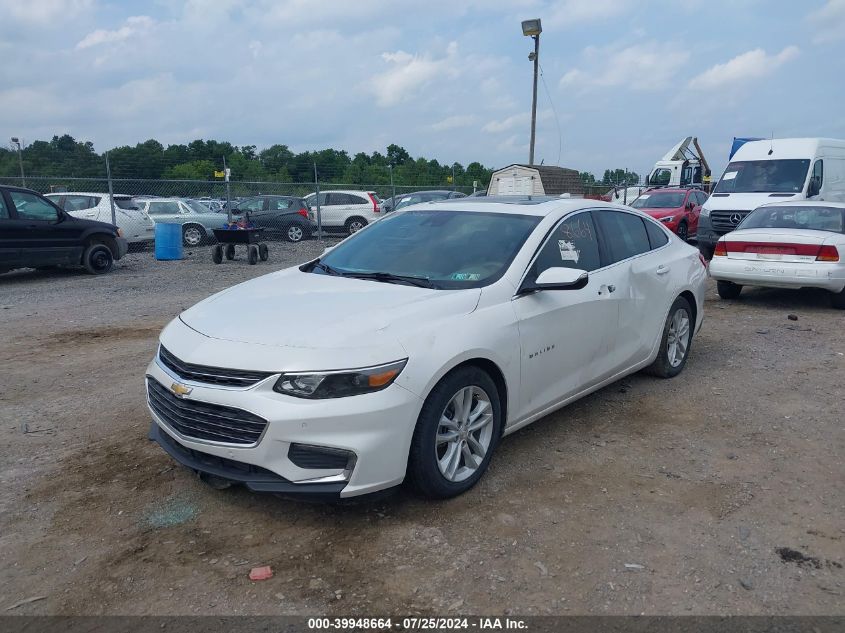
<box><xmin>656</xmin><ymin>265</ymin><xmax>670</xmax><ymax>275</ymax></box>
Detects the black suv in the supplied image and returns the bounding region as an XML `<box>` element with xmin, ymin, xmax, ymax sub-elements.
<box><xmin>0</xmin><ymin>185</ymin><xmax>128</xmax><ymax>275</ymax></box>
<box><xmin>230</xmin><ymin>196</ymin><xmax>316</xmax><ymax>242</ymax></box>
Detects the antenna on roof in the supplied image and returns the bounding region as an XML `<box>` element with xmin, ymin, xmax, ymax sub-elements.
<box><xmin>768</xmin><ymin>131</ymin><xmax>774</xmax><ymax>155</ymax></box>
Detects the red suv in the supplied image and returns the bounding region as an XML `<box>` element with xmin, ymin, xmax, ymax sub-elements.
<box><xmin>629</xmin><ymin>188</ymin><xmax>708</xmax><ymax>242</ymax></box>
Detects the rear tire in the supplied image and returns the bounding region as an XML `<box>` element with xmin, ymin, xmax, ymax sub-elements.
<box><xmin>82</xmin><ymin>243</ymin><xmax>114</xmax><ymax>275</ymax></box>
<box><xmin>286</xmin><ymin>224</ymin><xmax>305</xmax><ymax>242</ymax></box>
<box><xmin>248</xmin><ymin>245</ymin><xmax>258</xmax><ymax>265</ymax></box>
<box><xmin>258</xmin><ymin>243</ymin><xmax>268</xmax><ymax>261</ymax></box>
<box><xmin>830</xmin><ymin>288</ymin><xmax>845</xmax><ymax>310</ymax></box>
<box><xmin>212</xmin><ymin>244</ymin><xmax>223</xmax><ymax>264</ymax></box>
<box><xmin>225</xmin><ymin>244</ymin><xmax>236</xmax><ymax>260</ymax></box>
<box><xmin>345</xmin><ymin>217</ymin><xmax>367</xmax><ymax>235</ymax></box>
<box><xmin>407</xmin><ymin>366</ymin><xmax>502</xmax><ymax>499</ymax></box>
<box><xmin>645</xmin><ymin>296</ymin><xmax>693</xmax><ymax>379</ymax></box>
<box><xmin>717</xmin><ymin>280</ymin><xmax>742</xmax><ymax>300</ymax></box>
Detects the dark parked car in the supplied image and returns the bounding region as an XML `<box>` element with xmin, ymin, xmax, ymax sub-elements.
<box><xmin>382</xmin><ymin>190</ymin><xmax>466</xmax><ymax>212</ymax></box>
<box><xmin>231</xmin><ymin>196</ymin><xmax>315</xmax><ymax>242</ymax></box>
<box><xmin>0</xmin><ymin>185</ymin><xmax>128</xmax><ymax>275</ymax></box>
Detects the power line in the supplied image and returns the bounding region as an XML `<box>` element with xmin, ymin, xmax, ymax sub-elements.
<box><xmin>538</xmin><ymin>63</ymin><xmax>562</xmax><ymax>167</ymax></box>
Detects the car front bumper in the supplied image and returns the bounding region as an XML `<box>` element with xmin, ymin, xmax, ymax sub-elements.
<box><xmin>144</xmin><ymin>354</ymin><xmax>423</xmax><ymax>498</ymax></box>
<box><xmin>709</xmin><ymin>257</ymin><xmax>845</xmax><ymax>293</ymax></box>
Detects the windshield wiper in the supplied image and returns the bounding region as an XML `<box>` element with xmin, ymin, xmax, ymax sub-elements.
<box><xmin>312</xmin><ymin>260</ymin><xmax>343</xmax><ymax>276</ymax></box>
<box><xmin>345</xmin><ymin>271</ymin><xmax>437</xmax><ymax>289</ymax></box>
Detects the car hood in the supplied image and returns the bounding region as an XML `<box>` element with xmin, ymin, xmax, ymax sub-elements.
<box><xmin>179</xmin><ymin>267</ymin><xmax>482</xmax><ymax>351</ymax></box>
<box><xmin>640</xmin><ymin>206</ymin><xmax>683</xmax><ymax>217</ymax></box>
<box><xmin>704</xmin><ymin>192</ymin><xmax>803</xmax><ymax>212</ymax></box>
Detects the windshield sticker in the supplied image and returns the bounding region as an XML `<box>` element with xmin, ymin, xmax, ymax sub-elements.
<box><xmin>451</xmin><ymin>272</ymin><xmax>482</xmax><ymax>281</ymax></box>
<box><xmin>637</xmin><ymin>194</ymin><xmax>650</xmax><ymax>200</ymax></box>
<box><xmin>722</xmin><ymin>171</ymin><xmax>738</xmax><ymax>180</ymax></box>
<box><xmin>558</xmin><ymin>240</ymin><xmax>580</xmax><ymax>262</ymax></box>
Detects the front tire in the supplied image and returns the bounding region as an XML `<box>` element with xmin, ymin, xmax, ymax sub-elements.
<box><xmin>182</xmin><ymin>224</ymin><xmax>204</xmax><ymax>247</ymax></box>
<box><xmin>407</xmin><ymin>366</ymin><xmax>502</xmax><ymax>499</ymax></box>
<box><xmin>82</xmin><ymin>243</ymin><xmax>114</xmax><ymax>275</ymax></box>
<box><xmin>717</xmin><ymin>280</ymin><xmax>742</xmax><ymax>300</ymax></box>
<box><xmin>645</xmin><ymin>296</ymin><xmax>693</xmax><ymax>378</ymax></box>
<box><xmin>677</xmin><ymin>220</ymin><xmax>689</xmax><ymax>242</ymax></box>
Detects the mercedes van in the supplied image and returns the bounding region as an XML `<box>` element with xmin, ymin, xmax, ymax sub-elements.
<box><xmin>698</xmin><ymin>138</ymin><xmax>845</xmax><ymax>258</ymax></box>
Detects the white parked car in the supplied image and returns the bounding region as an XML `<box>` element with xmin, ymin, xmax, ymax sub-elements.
<box><xmin>146</xmin><ymin>198</ymin><xmax>706</xmax><ymax>500</ymax></box>
<box><xmin>709</xmin><ymin>201</ymin><xmax>845</xmax><ymax>308</ymax></box>
<box><xmin>45</xmin><ymin>191</ymin><xmax>155</xmax><ymax>245</ymax></box>
<box><xmin>303</xmin><ymin>190</ymin><xmax>382</xmax><ymax>235</ymax></box>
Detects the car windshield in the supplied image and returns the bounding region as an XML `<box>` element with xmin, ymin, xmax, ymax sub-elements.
<box><xmin>714</xmin><ymin>159</ymin><xmax>810</xmax><ymax>193</ymax></box>
<box><xmin>740</xmin><ymin>205</ymin><xmax>845</xmax><ymax>234</ymax></box>
<box><xmin>184</xmin><ymin>200</ymin><xmax>209</xmax><ymax>213</ymax></box>
<box><xmin>630</xmin><ymin>192</ymin><xmax>685</xmax><ymax>209</ymax></box>
<box><xmin>313</xmin><ymin>210</ymin><xmax>541</xmax><ymax>289</ymax></box>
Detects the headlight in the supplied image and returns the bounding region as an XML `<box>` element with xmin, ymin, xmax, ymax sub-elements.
<box><xmin>659</xmin><ymin>216</ymin><xmax>674</xmax><ymax>222</ymax></box>
<box><xmin>273</xmin><ymin>359</ymin><xmax>408</xmax><ymax>399</ymax></box>
<box><xmin>700</xmin><ymin>207</ymin><xmax>710</xmax><ymax>218</ymax></box>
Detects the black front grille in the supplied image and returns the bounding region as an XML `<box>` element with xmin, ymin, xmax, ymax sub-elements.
<box><xmin>147</xmin><ymin>377</ymin><xmax>268</xmax><ymax>445</ymax></box>
<box><xmin>710</xmin><ymin>210</ymin><xmax>751</xmax><ymax>234</ymax></box>
<box><xmin>288</xmin><ymin>443</ymin><xmax>352</xmax><ymax>470</ymax></box>
<box><xmin>158</xmin><ymin>345</ymin><xmax>273</xmax><ymax>387</ymax></box>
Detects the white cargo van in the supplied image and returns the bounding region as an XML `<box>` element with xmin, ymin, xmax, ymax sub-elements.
<box><xmin>698</xmin><ymin>138</ymin><xmax>845</xmax><ymax>257</ymax></box>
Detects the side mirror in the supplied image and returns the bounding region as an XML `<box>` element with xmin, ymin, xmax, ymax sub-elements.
<box><xmin>519</xmin><ymin>267</ymin><xmax>589</xmax><ymax>294</ymax></box>
<box><xmin>808</xmin><ymin>178</ymin><xmax>821</xmax><ymax>197</ymax></box>
<box><xmin>687</xmin><ymin>201</ymin><xmax>695</xmax><ymax>210</ymax></box>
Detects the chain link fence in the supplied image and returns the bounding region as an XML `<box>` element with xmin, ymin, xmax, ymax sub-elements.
<box><xmin>0</xmin><ymin>171</ymin><xmax>480</xmax><ymax>250</ymax></box>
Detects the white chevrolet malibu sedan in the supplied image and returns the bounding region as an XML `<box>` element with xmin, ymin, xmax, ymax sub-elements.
<box><xmin>146</xmin><ymin>198</ymin><xmax>707</xmax><ymax>500</ymax></box>
<box><xmin>709</xmin><ymin>202</ymin><xmax>845</xmax><ymax>308</ymax></box>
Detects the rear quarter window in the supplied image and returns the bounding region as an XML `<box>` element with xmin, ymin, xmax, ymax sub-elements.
<box><xmin>644</xmin><ymin>219</ymin><xmax>670</xmax><ymax>248</ymax></box>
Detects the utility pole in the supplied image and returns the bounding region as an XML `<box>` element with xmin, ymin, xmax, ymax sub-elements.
<box><xmin>314</xmin><ymin>162</ymin><xmax>322</xmax><ymax>241</ymax></box>
<box><xmin>10</xmin><ymin>137</ymin><xmax>25</xmax><ymax>187</ymax></box>
<box><xmin>451</xmin><ymin>164</ymin><xmax>456</xmax><ymax>191</ymax></box>
<box><xmin>223</xmin><ymin>155</ymin><xmax>232</xmax><ymax>224</ymax></box>
<box><xmin>105</xmin><ymin>152</ymin><xmax>116</xmax><ymax>225</ymax></box>
<box><xmin>389</xmin><ymin>165</ymin><xmax>396</xmax><ymax>209</ymax></box>
<box><xmin>529</xmin><ymin>34</ymin><xmax>539</xmax><ymax>165</ymax></box>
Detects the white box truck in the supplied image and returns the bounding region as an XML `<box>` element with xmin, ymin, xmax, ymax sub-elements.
<box><xmin>698</xmin><ymin>137</ymin><xmax>845</xmax><ymax>258</ymax></box>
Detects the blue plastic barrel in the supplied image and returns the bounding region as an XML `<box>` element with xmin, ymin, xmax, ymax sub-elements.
<box><xmin>154</xmin><ymin>223</ymin><xmax>183</xmax><ymax>260</ymax></box>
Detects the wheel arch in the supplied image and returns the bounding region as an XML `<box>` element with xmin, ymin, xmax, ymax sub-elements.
<box><xmin>421</xmin><ymin>356</ymin><xmax>510</xmax><ymax>436</ymax></box>
<box><xmin>678</xmin><ymin>289</ymin><xmax>698</xmax><ymax>332</ymax></box>
<box><xmin>81</xmin><ymin>231</ymin><xmax>118</xmax><ymax>259</ymax></box>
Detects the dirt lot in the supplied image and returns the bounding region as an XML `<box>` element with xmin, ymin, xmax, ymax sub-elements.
<box><xmin>0</xmin><ymin>243</ymin><xmax>843</xmax><ymax>616</ymax></box>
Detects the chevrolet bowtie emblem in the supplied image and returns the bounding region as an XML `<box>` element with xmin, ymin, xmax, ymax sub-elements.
<box><xmin>170</xmin><ymin>382</ymin><xmax>192</xmax><ymax>397</ymax></box>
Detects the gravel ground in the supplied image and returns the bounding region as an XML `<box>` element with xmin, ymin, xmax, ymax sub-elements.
<box><xmin>0</xmin><ymin>242</ymin><xmax>843</xmax><ymax>616</ymax></box>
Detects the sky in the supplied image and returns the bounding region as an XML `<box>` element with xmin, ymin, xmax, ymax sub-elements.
<box><xmin>1</xmin><ymin>0</ymin><xmax>844</xmax><ymax>177</ymax></box>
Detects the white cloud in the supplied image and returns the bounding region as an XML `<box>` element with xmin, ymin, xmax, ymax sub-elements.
<box><xmin>372</xmin><ymin>42</ymin><xmax>460</xmax><ymax>107</ymax></box>
<box><xmin>689</xmin><ymin>46</ymin><xmax>799</xmax><ymax>90</ymax></box>
<box><xmin>543</xmin><ymin>0</ymin><xmax>634</xmax><ymax>28</ymax></box>
<box><xmin>807</xmin><ymin>0</ymin><xmax>845</xmax><ymax>43</ymax></box>
<box><xmin>483</xmin><ymin>112</ymin><xmax>530</xmax><ymax>133</ymax></box>
<box><xmin>430</xmin><ymin>115</ymin><xmax>478</xmax><ymax>131</ymax></box>
<box><xmin>76</xmin><ymin>16</ymin><xmax>155</xmax><ymax>50</ymax></box>
<box><xmin>560</xmin><ymin>41</ymin><xmax>690</xmax><ymax>92</ymax></box>
<box><xmin>0</xmin><ymin>0</ymin><xmax>92</xmax><ymax>24</ymax></box>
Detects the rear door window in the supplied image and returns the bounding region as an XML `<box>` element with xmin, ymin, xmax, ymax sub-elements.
<box><xmin>148</xmin><ymin>201</ymin><xmax>182</xmax><ymax>215</ymax></box>
<box><xmin>0</xmin><ymin>193</ymin><xmax>9</xmax><ymax>219</ymax></box>
<box><xmin>644</xmin><ymin>219</ymin><xmax>669</xmax><ymax>249</ymax></box>
<box><xmin>594</xmin><ymin>210</ymin><xmax>651</xmax><ymax>264</ymax></box>
<box><xmin>64</xmin><ymin>195</ymin><xmax>97</xmax><ymax>211</ymax></box>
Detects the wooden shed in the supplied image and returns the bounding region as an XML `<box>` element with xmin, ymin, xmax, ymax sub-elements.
<box><xmin>488</xmin><ymin>164</ymin><xmax>585</xmax><ymax>197</ymax></box>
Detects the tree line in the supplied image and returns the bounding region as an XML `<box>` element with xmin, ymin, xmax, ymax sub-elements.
<box><xmin>0</xmin><ymin>134</ymin><xmax>495</xmax><ymax>189</ymax></box>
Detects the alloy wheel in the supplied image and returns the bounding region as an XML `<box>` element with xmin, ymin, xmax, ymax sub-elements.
<box><xmin>667</xmin><ymin>308</ymin><xmax>690</xmax><ymax>367</ymax></box>
<box><xmin>349</xmin><ymin>220</ymin><xmax>364</xmax><ymax>234</ymax></box>
<box><xmin>287</xmin><ymin>225</ymin><xmax>304</xmax><ymax>242</ymax></box>
<box><xmin>435</xmin><ymin>386</ymin><xmax>494</xmax><ymax>482</ymax></box>
<box><xmin>184</xmin><ymin>226</ymin><xmax>203</xmax><ymax>246</ymax></box>
<box><xmin>677</xmin><ymin>222</ymin><xmax>688</xmax><ymax>242</ymax></box>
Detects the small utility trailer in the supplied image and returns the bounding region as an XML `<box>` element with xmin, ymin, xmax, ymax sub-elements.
<box><xmin>211</xmin><ymin>227</ymin><xmax>268</xmax><ymax>265</ymax></box>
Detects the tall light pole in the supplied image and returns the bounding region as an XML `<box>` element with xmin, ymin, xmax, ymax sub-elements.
<box><xmin>521</xmin><ymin>18</ymin><xmax>542</xmax><ymax>166</ymax></box>
<box><xmin>10</xmin><ymin>137</ymin><xmax>25</xmax><ymax>187</ymax></box>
